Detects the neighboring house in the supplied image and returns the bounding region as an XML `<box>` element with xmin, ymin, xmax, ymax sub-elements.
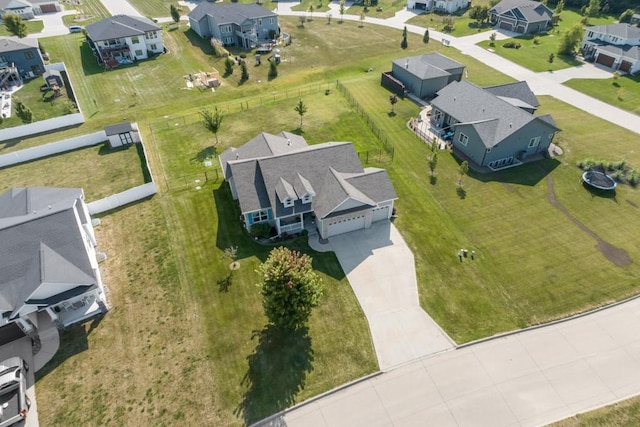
<box><xmin>0</xmin><ymin>0</ymin><xmax>59</xmax><ymax>19</ymax></box>
<box><xmin>632</xmin><ymin>13</ymin><xmax>640</xmax><ymax>26</ymax></box>
<box><xmin>0</xmin><ymin>187</ymin><xmax>108</xmax><ymax>339</ymax></box>
<box><xmin>407</xmin><ymin>0</ymin><xmax>469</xmax><ymax>13</ymax></box>
<box><xmin>430</xmin><ymin>80</ymin><xmax>559</xmax><ymax>170</ymax></box>
<box><xmin>581</xmin><ymin>23</ymin><xmax>640</xmax><ymax>74</ymax></box>
<box><xmin>383</xmin><ymin>53</ymin><xmax>465</xmax><ymax>99</ymax></box>
<box><xmin>188</xmin><ymin>2</ymin><xmax>278</xmax><ymax>50</ymax></box>
<box><xmin>85</xmin><ymin>15</ymin><xmax>164</xmax><ymax>69</ymax></box>
<box><xmin>489</xmin><ymin>0</ymin><xmax>553</xmax><ymax>34</ymax></box>
<box><xmin>220</xmin><ymin>132</ymin><xmax>397</xmax><ymax>239</ymax></box>
<box><xmin>0</xmin><ymin>36</ymin><xmax>44</xmax><ymax>87</ymax></box>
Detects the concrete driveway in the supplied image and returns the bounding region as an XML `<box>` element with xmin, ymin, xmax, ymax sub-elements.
<box><xmin>25</xmin><ymin>11</ymin><xmax>78</xmax><ymax>39</ymax></box>
<box><xmin>328</xmin><ymin>221</ymin><xmax>454</xmax><ymax>371</ymax></box>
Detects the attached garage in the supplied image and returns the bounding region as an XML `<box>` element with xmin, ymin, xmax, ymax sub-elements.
<box><xmin>371</xmin><ymin>205</ymin><xmax>391</xmax><ymax>223</ymax></box>
<box><xmin>620</xmin><ymin>60</ymin><xmax>632</xmax><ymax>73</ymax></box>
<box><xmin>39</xmin><ymin>3</ymin><xmax>58</xmax><ymax>13</ymax></box>
<box><xmin>325</xmin><ymin>214</ymin><xmax>366</xmax><ymax>238</ymax></box>
<box><xmin>499</xmin><ymin>21</ymin><xmax>513</xmax><ymax>31</ymax></box>
<box><xmin>596</xmin><ymin>53</ymin><xmax>615</xmax><ymax>68</ymax></box>
<box><xmin>515</xmin><ymin>25</ymin><xmax>525</xmax><ymax>33</ymax></box>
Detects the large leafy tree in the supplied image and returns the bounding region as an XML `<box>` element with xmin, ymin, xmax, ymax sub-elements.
<box><xmin>469</xmin><ymin>5</ymin><xmax>489</xmax><ymax>27</ymax></box>
<box><xmin>557</xmin><ymin>23</ymin><xmax>583</xmax><ymax>55</ymax></box>
<box><xmin>199</xmin><ymin>107</ymin><xmax>224</xmax><ymax>147</ymax></box>
<box><xmin>258</xmin><ymin>247</ymin><xmax>323</xmax><ymax>330</ymax></box>
<box><xmin>170</xmin><ymin>4</ymin><xmax>180</xmax><ymax>24</ymax></box>
<box><xmin>2</xmin><ymin>13</ymin><xmax>28</xmax><ymax>38</ymax></box>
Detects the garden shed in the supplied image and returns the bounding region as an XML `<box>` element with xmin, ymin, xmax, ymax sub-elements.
<box><xmin>104</xmin><ymin>122</ymin><xmax>140</xmax><ymax>148</ymax></box>
<box><xmin>43</xmin><ymin>69</ymin><xmax>63</xmax><ymax>88</ymax></box>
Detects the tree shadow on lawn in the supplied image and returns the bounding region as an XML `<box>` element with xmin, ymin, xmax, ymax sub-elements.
<box><xmin>183</xmin><ymin>28</ymin><xmax>215</xmax><ymax>56</ymax></box>
<box><xmin>191</xmin><ymin>146</ymin><xmax>217</xmax><ymax>163</ymax></box>
<box><xmin>235</xmin><ymin>325</ymin><xmax>314</xmax><ymax>425</ymax></box>
<box><xmin>79</xmin><ymin>42</ymin><xmax>106</xmax><ymax>76</ymax></box>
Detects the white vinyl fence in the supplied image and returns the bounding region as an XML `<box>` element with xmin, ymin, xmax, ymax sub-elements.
<box><xmin>87</xmin><ymin>183</ymin><xmax>157</xmax><ymax>215</ymax></box>
<box><xmin>0</xmin><ymin>131</ymin><xmax>106</xmax><ymax>168</ymax></box>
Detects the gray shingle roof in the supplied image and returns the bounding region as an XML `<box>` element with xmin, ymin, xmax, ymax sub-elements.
<box><xmin>490</xmin><ymin>0</ymin><xmax>553</xmax><ymax>22</ymax></box>
<box><xmin>220</xmin><ymin>132</ymin><xmax>308</xmax><ymax>179</ymax></box>
<box><xmin>586</xmin><ymin>23</ymin><xmax>640</xmax><ymax>41</ymax></box>
<box><xmin>0</xmin><ymin>0</ymin><xmax>30</xmax><ymax>9</ymax></box>
<box><xmin>392</xmin><ymin>53</ymin><xmax>465</xmax><ymax>80</ymax></box>
<box><xmin>227</xmin><ymin>138</ymin><xmax>397</xmax><ymax>219</ymax></box>
<box><xmin>189</xmin><ymin>2</ymin><xmax>276</xmax><ymax>25</ymax></box>
<box><xmin>431</xmin><ymin>80</ymin><xmax>559</xmax><ymax>149</ymax></box>
<box><xmin>0</xmin><ymin>188</ymin><xmax>97</xmax><ymax>317</ymax></box>
<box><xmin>484</xmin><ymin>81</ymin><xmax>540</xmax><ymax>108</ymax></box>
<box><xmin>104</xmin><ymin>122</ymin><xmax>134</xmax><ymax>136</ymax></box>
<box><xmin>598</xmin><ymin>44</ymin><xmax>640</xmax><ymax>61</ymax></box>
<box><xmin>86</xmin><ymin>15</ymin><xmax>160</xmax><ymax>42</ymax></box>
<box><xmin>0</xmin><ymin>36</ymin><xmax>38</xmax><ymax>54</ymax></box>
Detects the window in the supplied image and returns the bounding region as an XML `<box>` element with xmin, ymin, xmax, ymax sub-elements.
<box><xmin>0</xmin><ymin>56</ymin><xmax>7</xmax><ymax>64</ymax></box>
<box><xmin>135</xmin><ymin>49</ymin><xmax>143</xmax><ymax>56</ymax></box>
<box><xmin>252</xmin><ymin>210</ymin><xmax>268</xmax><ymax>222</ymax></box>
<box><xmin>149</xmin><ymin>44</ymin><xmax>157</xmax><ymax>51</ymax></box>
<box><xmin>258</xmin><ymin>18</ymin><xmax>262</xmax><ymax>25</ymax></box>
<box><xmin>24</xmin><ymin>51</ymin><xmax>34</xmax><ymax>60</ymax></box>
<box><xmin>587</xmin><ymin>31</ymin><xmax>594</xmax><ymax>38</ymax></box>
<box><xmin>131</xmin><ymin>36</ymin><xmax>140</xmax><ymax>44</ymax></box>
<box><xmin>269</xmin><ymin>18</ymin><xmax>275</xmax><ymax>24</ymax></box>
<box><xmin>119</xmin><ymin>132</ymin><xmax>133</xmax><ymax>144</ymax></box>
<box><xmin>31</xmin><ymin>65</ymin><xmax>41</xmax><ymax>74</ymax></box>
<box><xmin>145</xmin><ymin>31</ymin><xmax>157</xmax><ymax>40</ymax></box>
<box><xmin>283</xmin><ymin>198</ymin><xmax>294</xmax><ymax>208</ymax></box>
<box><xmin>433</xmin><ymin>110</ymin><xmax>442</xmax><ymax>123</ymax></box>
<box><xmin>302</xmin><ymin>194</ymin><xmax>312</xmax><ymax>204</ymax></box>
<box><xmin>458</xmin><ymin>133</ymin><xmax>469</xmax><ymax>146</ymax></box>
<box><xmin>224</xmin><ymin>37</ymin><xmax>233</xmax><ymax>45</ymax></box>
<box><xmin>221</xmin><ymin>25</ymin><xmax>232</xmax><ymax>33</ymax></box>
<box><xmin>528</xmin><ymin>136</ymin><xmax>540</xmax><ymax>148</ymax></box>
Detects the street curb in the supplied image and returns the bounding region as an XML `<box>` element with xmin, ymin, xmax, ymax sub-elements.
<box><xmin>249</xmin><ymin>370</ymin><xmax>384</xmax><ymax>427</ymax></box>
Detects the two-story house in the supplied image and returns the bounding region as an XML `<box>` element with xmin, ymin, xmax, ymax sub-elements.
<box><xmin>0</xmin><ymin>187</ymin><xmax>108</xmax><ymax>339</ymax></box>
<box><xmin>582</xmin><ymin>23</ymin><xmax>640</xmax><ymax>74</ymax></box>
<box><xmin>188</xmin><ymin>2</ymin><xmax>279</xmax><ymax>50</ymax></box>
<box><xmin>0</xmin><ymin>36</ymin><xmax>44</xmax><ymax>88</ymax></box>
<box><xmin>85</xmin><ymin>15</ymin><xmax>164</xmax><ymax>69</ymax></box>
<box><xmin>407</xmin><ymin>0</ymin><xmax>470</xmax><ymax>14</ymax></box>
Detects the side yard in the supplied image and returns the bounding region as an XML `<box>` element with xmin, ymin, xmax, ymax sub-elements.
<box><xmin>564</xmin><ymin>73</ymin><xmax>640</xmax><ymax>116</ymax></box>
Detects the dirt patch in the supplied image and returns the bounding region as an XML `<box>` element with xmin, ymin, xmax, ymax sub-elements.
<box><xmin>546</xmin><ymin>175</ymin><xmax>632</xmax><ymax>267</ymax></box>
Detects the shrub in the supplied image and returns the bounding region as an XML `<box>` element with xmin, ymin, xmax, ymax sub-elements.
<box><xmin>239</xmin><ymin>53</ymin><xmax>247</xmax><ymax>59</ymax></box>
<box><xmin>250</xmin><ymin>223</ymin><xmax>271</xmax><ymax>238</ymax></box>
<box><xmin>210</xmin><ymin>38</ymin><xmax>229</xmax><ymax>58</ymax></box>
<box><xmin>503</xmin><ymin>41</ymin><xmax>521</xmax><ymax>49</ymax></box>
<box><xmin>629</xmin><ymin>169</ymin><xmax>639</xmax><ymax>186</ymax></box>
<box><xmin>533</xmin><ymin>36</ymin><xmax>541</xmax><ymax>45</ymax></box>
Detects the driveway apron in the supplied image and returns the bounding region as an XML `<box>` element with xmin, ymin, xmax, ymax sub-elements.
<box><xmin>329</xmin><ymin>221</ymin><xmax>455</xmax><ymax>371</ymax></box>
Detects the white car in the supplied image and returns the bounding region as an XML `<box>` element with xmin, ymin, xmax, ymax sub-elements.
<box><xmin>0</xmin><ymin>357</ymin><xmax>30</xmax><ymax>427</ymax></box>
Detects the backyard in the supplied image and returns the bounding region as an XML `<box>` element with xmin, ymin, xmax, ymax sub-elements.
<box><xmin>0</xmin><ymin>19</ymin><xmax>44</xmax><ymax>37</ymax></box>
<box><xmin>18</xmin><ymin>8</ymin><xmax>640</xmax><ymax>427</ymax></box>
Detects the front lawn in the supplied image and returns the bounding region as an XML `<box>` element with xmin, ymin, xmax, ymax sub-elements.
<box><xmin>0</xmin><ymin>19</ymin><xmax>44</xmax><ymax>37</ymax></box>
<box><xmin>564</xmin><ymin>73</ymin><xmax>640</xmax><ymax>116</ymax></box>
<box><xmin>551</xmin><ymin>395</ymin><xmax>640</xmax><ymax>427</ymax></box>
<box><xmin>476</xmin><ymin>9</ymin><xmax>615</xmax><ymax>72</ymax></box>
<box><xmin>62</xmin><ymin>0</ymin><xmax>111</xmax><ymax>26</ymax></box>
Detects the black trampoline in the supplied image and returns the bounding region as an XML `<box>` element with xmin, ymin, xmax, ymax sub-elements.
<box><xmin>582</xmin><ymin>170</ymin><xmax>617</xmax><ymax>190</ymax></box>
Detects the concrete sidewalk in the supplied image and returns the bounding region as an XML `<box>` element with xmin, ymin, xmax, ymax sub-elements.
<box><xmin>329</xmin><ymin>222</ymin><xmax>455</xmax><ymax>371</ymax></box>
<box><xmin>260</xmin><ymin>295</ymin><xmax>640</xmax><ymax>427</ymax></box>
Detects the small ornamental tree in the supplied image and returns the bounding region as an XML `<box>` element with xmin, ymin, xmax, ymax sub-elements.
<box><xmin>170</xmin><ymin>4</ymin><xmax>180</xmax><ymax>25</ymax></box>
<box><xmin>554</xmin><ymin>0</ymin><xmax>565</xmax><ymax>16</ymax></box>
<box><xmin>359</xmin><ymin>11</ymin><xmax>365</xmax><ymax>27</ymax></box>
<box><xmin>339</xmin><ymin>0</ymin><xmax>345</xmax><ymax>22</ymax></box>
<box><xmin>268</xmin><ymin>60</ymin><xmax>278</xmax><ymax>79</ymax></box>
<box><xmin>389</xmin><ymin>94</ymin><xmax>398</xmax><ymax>113</ymax></box>
<box><xmin>458</xmin><ymin>160</ymin><xmax>469</xmax><ymax>186</ymax></box>
<box><xmin>200</xmin><ymin>106</ymin><xmax>225</xmax><ymax>147</ymax></box>
<box><xmin>429</xmin><ymin>151</ymin><xmax>438</xmax><ymax>176</ymax></box>
<box><xmin>423</xmin><ymin>28</ymin><xmax>430</xmax><ymax>44</ymax></box>
<box><xmin>2</xmin><ymin>13</ymin><xmax>28</xmax><ymax>38</ymax></box>
<box><xmin>401</xmin><ymin>35</ymin><xmax>407</xmax><ymax>49</ymax></box>
<box><xmin>258</xmin><ymin>247</ymin><xmax>323</xmax><ymax>330</ymax></box>
<box><xmin>294</xmin><ymin>98</ymin><xmax>307</xmax><ymax>129</ymax></box>
<box><xmin>240</xmin><ymin>61</ymin><xmax>249</xmax><ymax>81</ymax></box>
<box><xmin>224</xmin><ymin>57</ymin><xmax>234</xmax><ymax>76</ymax></box>
<box><xmin>619</xmin><ymin>9</ymin><xmax>634</xmax><ymax>23</ymax></box>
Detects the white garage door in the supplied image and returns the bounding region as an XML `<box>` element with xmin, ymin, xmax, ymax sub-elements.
<box><xmin>371</xmin><ymin>206</ymin><xmax>390</xmax><ymax>223</ymax></box>
<box><xmin>326</xmin><ymin>214</ymin><xmax>366</xmax><ymax>237</ymax></box>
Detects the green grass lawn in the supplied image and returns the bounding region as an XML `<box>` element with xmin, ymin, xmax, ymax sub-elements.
<box><xmin>476</xmin><ymin>9</ymin><xmax>615</xmax><ymax>72</ymax></box>
<box><xmin>0</xmin><ymin>19</ymin><xmax>44</xmax><ymax>37</ymax></box>
<box><xmin>0</xmin><ymin>143</ymin><xmax>146</xmax><ymax>200</ymax></box>
<box><xmin>0</xmin><ymin>76</ymin><xmax>76</xmax><ymax>129</ymax></box>
<box><xmin>62</xmin><ymin>0</ymin><xmax>111</xmax><ymax>26</ymax></box>
<box><xmin>564</xmin><ymin>73</ymin><xmax>640</xmax><ymax>116</ymax></box>
<box><xmin>340</xmin><ymin>75</ymin><xmax>640</xmax><ymax>342</ymax></box>
<box><xmin>551</xmin><ymin>396</ymin><xmax>640</xmax><ymax>426</ymax></box>
<box><xmin>128</xmin><ymin>0</ymin><xmax>277</xmax><ymax>18</ymax></box>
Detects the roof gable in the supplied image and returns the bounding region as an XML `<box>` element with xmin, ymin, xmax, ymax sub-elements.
<box><xmin>490</xmin><ymin>0</ymin><xmax>553</xmax><ymax>21</ymax></box>
<box><xmin>86</xmin><ymin>15</ymin><xmax>160</xmax><ymax>41</ymax></box>
<box><xmin>392</xmin><ymin>53</ymin><xmax>464</xmax><ymax>80</ymax></box>
<box><xmin>188</xmin><ymin>2</ymin><xmax>276</xmax><ymax>25</ymax></box>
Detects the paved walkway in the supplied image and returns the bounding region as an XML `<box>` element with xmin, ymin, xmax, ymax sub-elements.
<box><xmin>328</xmin><ymin>221</ymin><xmax>454</xmax><ymax>370</ymax></box>
<box><xmin>258</xmin><ymin>296</ymin><xmax>640</xmax><ymax>427</ymax></box>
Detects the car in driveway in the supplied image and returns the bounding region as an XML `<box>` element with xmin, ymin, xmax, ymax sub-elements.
<box><xmin>68</xmin><ymin>25</ymin><xmax>84</xmax><ymax>33</ymax></box>
<box><xmin>0</xmin><ymin>357</ymin><xmax>30</xmax><ymax>427</ymax></box>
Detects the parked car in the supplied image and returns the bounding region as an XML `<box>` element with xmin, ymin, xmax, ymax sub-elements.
<box><xmin>0</xmin><ymin>357</ymin><xmax>30</xmax><ymax>427</ymax></box>
<box><xmin>68</xmin><ymin>26</ymin><xmax>84</xmax><ymax>33</ymax></box>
